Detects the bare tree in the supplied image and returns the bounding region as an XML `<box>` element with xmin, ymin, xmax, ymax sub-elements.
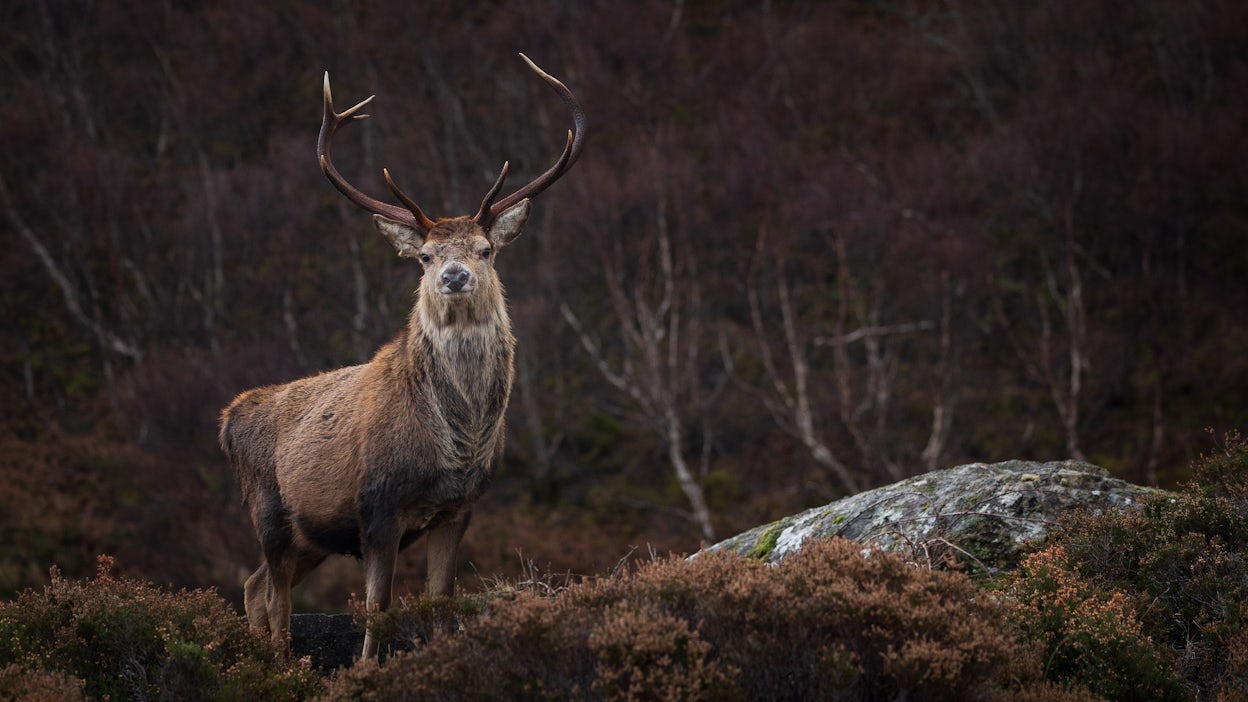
<box><xmin>1</xmin><ymin>4</ymin><xmax>145</xmax><ymax>367</ymax></box>
<box><xmin>992</xmin><ymin>173</ymin><xmax>1096</xmax><ymax>462</ymax></box>
<box><xmin>919</xmin><ymin>271</ymin><xmax>961</xmax><ymax>472</ymax></box>
<box><xmin>729</xmin><ymin>216</ymin><xmax>957</xmax><ymax>495</ymax></box>
<box><xmin>561</xmin><ymin>160</ymin><xmax>717</xmax><ymax>541</ymax></box>
<box><xmin>734</xmin><ymin>227</ymin><xmax>861</xmax><ymax>496</ymax></box>
<box><xmin>0</xmin><ymin>174</ymin><xmax>142</xmax><ymax>363</ymax></box>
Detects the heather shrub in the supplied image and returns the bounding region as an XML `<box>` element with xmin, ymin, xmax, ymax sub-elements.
<box><xmin>353</xmin><ymin>594</ymin><xmax>482</xmax><ymax>650</ymax></box>
<box><xmin>582</xmin><ymin>538</ymin><xmax>1031</xmax><ymax>700</ymax></box>
<box><xmin>780</xmin><ymin>539</ymin><xmax>1018</xmax><ymax>695</ymax></box>
<box><xmin>1007</xmin><ymin>546</ymin><xmax>1186</xmax><ymax>700</ymax></box>
<box><xmin>0</xmin><ymin>662</ymin><xmax>85</xmax><ymax>701</ymax></box>
<box><xmin>327</xmin><ymin>592</ymin><xmax>598</xmax><ymax>700</ymax></box>
<box><xmin>324</xmin><ymin>538</ymin><xmax>1043</xmax><ymax>701</ymax></box>
<box><xmin>1223</xmin><ymin>632</ymin><xmax>1248</xmax><ymax>702</ymax></box>
<box><xmin>587</xmin><ymin>602</ymin><xmax>733</xmax><ymax>700</ymax></box>
<box><xmin>1004</xmin><ymin>682</ymin><xmax>1108</xmax><ymax>702</ymax></box>
<box><xmin>0</xmin><ymin>555</ymin><xmax>321</xmax><ymax>701</ymax></box>
<box><xmin>1018</xmin><ymin>433</ymin><xmax>1248</xmax><ymax>700</ymax></box>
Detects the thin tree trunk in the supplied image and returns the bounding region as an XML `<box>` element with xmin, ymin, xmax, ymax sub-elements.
<box><xmin>664</xmin><ymin>408</ymin><xmax>715</xmax><ymax>542</ymax></box>
<box><xmin>1</xmin><ymin>174</ymin><xmax>142</xmax><ymax>362</ymax></box>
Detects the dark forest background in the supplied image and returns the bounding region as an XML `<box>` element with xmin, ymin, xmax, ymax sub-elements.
<box><xmin>1</xmin><ymin>0</ymin><xmax>1245</xmax><ymax>610</ymax></box>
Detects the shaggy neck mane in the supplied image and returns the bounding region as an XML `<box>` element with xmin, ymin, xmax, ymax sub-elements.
<box><xmin>401</xmin><ymin>286</ymin><xmax>514</xmax><ymax>392</ymax></box>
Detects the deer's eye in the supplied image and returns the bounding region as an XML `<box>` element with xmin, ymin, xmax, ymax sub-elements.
<box><xmin>479</xmin><ymin>247</ymin><xmax>492</xmax><ymax>259</ymax></box>
<box><xmin>420</xmin><ymin>253</ymin><xmax>432</xmax><ymax>264</ymax></box>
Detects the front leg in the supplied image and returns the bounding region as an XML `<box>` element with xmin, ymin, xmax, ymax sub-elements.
<box><xmin>427</xmin><ymin>510</ymin><xmax>471</xmax><ymax>597</ymax></box>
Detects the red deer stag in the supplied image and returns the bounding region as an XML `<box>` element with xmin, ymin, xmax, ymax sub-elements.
<box><xmin>219</xmin><ymin>54</ymin><xmax>584</xmax><ymax>660</ymax></box>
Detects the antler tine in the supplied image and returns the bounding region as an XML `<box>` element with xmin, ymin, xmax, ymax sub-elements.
<box><xmin>383</xmin><ymin>168</ymin><xmax>437</xmax><ymax>230</ymax></box>
<box><xmin>318</xmin><ymin>72</ymin><xmax>429</xmax><ymax>230</ymax></box>
<box><xmin>472</xmin><ymin>162</ymin><xmax>510</xmax><ymax>226</ymax></box>
<box><xmin>323</xmin><ymin>71</ymin><xmax>375</xmax><ymax>121</ymax></box>
<box><xmin>487</xmin><ymin>54</ymin><xmax>586</xmax><ymax>219</ymax></box>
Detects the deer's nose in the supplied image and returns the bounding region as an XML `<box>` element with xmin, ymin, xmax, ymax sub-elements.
<box><xmin>441</xmin><ymin>264</ymin><xmax>471</xmax><ymax>293</ymax></box>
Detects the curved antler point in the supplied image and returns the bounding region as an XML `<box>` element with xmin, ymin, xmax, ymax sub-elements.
<box><xmin>487</xmin><ymin>58</ymin><xmax>584</xmax><ymax>218</ymax></box>
<box><xmin>518</xmin><ymin>53</ymin><xmax>552</xmax><ymax>80</ymax></box>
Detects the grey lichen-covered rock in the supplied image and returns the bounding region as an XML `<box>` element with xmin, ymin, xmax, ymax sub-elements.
<box><xmin>702</xmin><ymin>460</ymin><xmax>1167</xmax><ymax>573</ymax></box>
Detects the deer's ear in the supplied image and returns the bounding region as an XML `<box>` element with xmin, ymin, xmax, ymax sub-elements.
<box><xmin>373</xmin><ymin>215</ymin><xmax>427</xmax><ymax>257</ymax></box>
<box><xmin>488</xmin><ymin>199</ymin><xmax>530</xmax><ymax>248</ymax></box>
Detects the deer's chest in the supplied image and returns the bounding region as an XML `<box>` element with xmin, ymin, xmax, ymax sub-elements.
<box><xmin>429</xmin><ymin>328</ymin><xmax>512</xmax><ymax>428</ymax></box>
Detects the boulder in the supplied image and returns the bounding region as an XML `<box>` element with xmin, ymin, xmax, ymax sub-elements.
<box><xmin>290</xmin><ymin>613</ymin><xmax>414</xmax><ymax>670</ymax></box>
<box><xmin>702</xmin><ymin>460</ymin><xmax>1166</xmax><ymax>573</ymax></box>
<box><xmin>290</xmin><ymin>613</ymin><xmax>362</xmax><ymax>670</ymax></box>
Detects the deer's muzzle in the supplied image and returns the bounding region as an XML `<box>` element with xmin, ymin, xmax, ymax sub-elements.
<box><xmin>440</xmin><ymin>263</ymin><xmax>472</xmax><ymax>294</ymax></box>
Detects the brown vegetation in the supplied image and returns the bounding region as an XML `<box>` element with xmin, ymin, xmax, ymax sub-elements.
<box><xmin>0</xmin><ymin>556</ymin><xmax>320</xmax><ymax>700</ymax></box>
<box><xmin>325</xmin><ymin>539</ymin><xmax>1034</xmax><ymax>701</ymax></box>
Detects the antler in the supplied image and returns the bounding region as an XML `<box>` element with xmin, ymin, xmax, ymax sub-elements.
<box><xmin>475</xmin><ymin>53</ymin><xmax>586</xmax><ymax>227</ymax></box>
<box><xmin>318</xmin><ymin>72</ymin><xmax>435</xmax><ymax>231</ymax></box>
<box><xmin>319</xmin><ymin>53</ymin><xmax>585</xmax><ymax>231</ymax></box>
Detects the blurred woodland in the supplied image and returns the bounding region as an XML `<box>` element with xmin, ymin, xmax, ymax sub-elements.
<box><xmin>1</xmin><ymin>0</ymin><xmax>1246</xmax><ymax>608</ymax></box>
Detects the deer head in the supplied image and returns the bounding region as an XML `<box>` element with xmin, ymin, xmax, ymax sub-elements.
<box><xmin>317</xmin><ymin>54</ymin><xmax>584</xmax><ymax>320</ymax></box>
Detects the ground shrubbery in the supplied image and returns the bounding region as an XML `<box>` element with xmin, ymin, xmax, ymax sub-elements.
<box><xmin>325</xmin><ymin>539</ymin><xmax>1046</xmax><ymax>701</ymax></box>
<box><xmin>1006</xmin><ymin>433</ymin><xmax>1248</xmax><ymax>701</ymax></box>
<box><xmin>5</xmin><ymin>437</ymin><xmax>1248</xmax><ymax>700</ymax></box>
<box><xmin>0</xmin><ymin>556</ymin><xmax>321</xmax><ymax>701</ymax></box>
<box><xmin>1006</xmin><ymin>545</ymin><xmax>1187</xmax><ymax>700</ymax></box>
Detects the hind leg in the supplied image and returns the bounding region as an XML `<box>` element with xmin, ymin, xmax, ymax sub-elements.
<box><xmin>253</xmin><ymin>494</ymin><xmax>300</xmax><ymax>654</ymax></box>
<box><xmin>291</xmin><ymin>549</ymin><xmax>327</xmax><ymax>588</ymax></box>
<box><xmin>265</xmin><ymin>555</ymin><xmax>296</xmax><ymax>653</ymax></box>
<box><xmin>243</xmin><ymin>562</ymin><xmax>271</xmax><ymax>633</ymax></box>
<box><xmin>256</xmin><ymin>547</ymin><xmax>326</xmax><ymax>655</ymax></box>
